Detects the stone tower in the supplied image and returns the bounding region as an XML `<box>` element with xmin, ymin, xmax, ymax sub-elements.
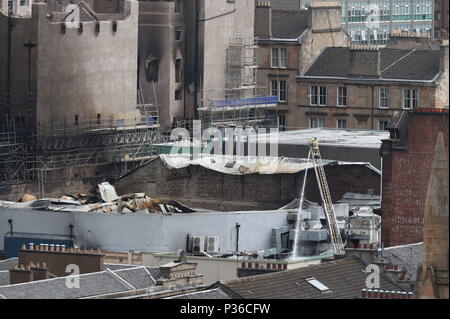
<box><xmin>415</xmin><ymin>132</ymin><xmax>449</xmax><ymax>299</ymax></box>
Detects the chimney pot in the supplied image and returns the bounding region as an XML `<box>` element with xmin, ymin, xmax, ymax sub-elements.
<box><xmin>29</xmin><ymin>243</ymin><xmax>34</xmax><ymax>250</ymax></box>
<box><xmin>42</xmin><ymin>262</ymin><xmax>47</xmax><ymax>268</ymax></box>
<box><xmin>50</xmin><ymin>244</ymin><xmax>54</xmax><ymax>252</ymax></box>
<box><xmin>21</xmin><ymin>244</ymin><xmax>26</xmax><ymax>250</ymax></box>
<box><xmin>61</xmin><ymin>245</ymin><xmax>66</xmax><ymax>252</ymax></box>
<box><xmin>55</xmin><ymin>245</ymin><xmax>60</xmax><ymax>252</ymax></box>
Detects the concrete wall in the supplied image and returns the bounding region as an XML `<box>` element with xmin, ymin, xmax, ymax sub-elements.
<box><xmin>199</xmin><ymin>0</ymin><xmax>255</xmax><ymax>102</ymax></box>
<box><xmin>115</xmin><ymin>157</ymin><xmax>381</xmax><ymax>211</ymax></box>
<box><xmin>0</xmin><ymin>208</ymin><xmax>290</xmax><ymax>253</ymax></box>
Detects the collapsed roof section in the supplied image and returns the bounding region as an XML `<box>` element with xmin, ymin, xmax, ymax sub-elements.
<box><xmin>0</xmin><ymin>182</ymin><xmax>196</xmax><ymax>215</ymax></box>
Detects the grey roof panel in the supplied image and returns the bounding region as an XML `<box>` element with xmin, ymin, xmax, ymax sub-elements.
<box><xmin>0</xmin><ymin>266</ymin><xmax>157</xmax><ymax>299</ymax></box>
<box><xmin>219</xmin><ymin>256</ymin><xmax>401</xmax><ymax>299</ymax></box>
<box><xmin>304</xmin><ymin>47</ymin><xmax>441</xmax><ymax>81</ymax></box>
<box><xmin>113</xmin><ymin>267</ymin><xmax>157</xmax><ymax>289</ymax></box>
<box><xmin>0</xmin><ymin>258</ymin><xmax>18</xmax><ymax>271</ymax></box>
<box><xmin>0</xmin><ymin>271</ymin><xmax>10</xmax><ymax>287</ymax></box>
<box><xmin>271</xmin><ymin>10</ymin><xmax>308</xmax><ymax>39</ymax></box>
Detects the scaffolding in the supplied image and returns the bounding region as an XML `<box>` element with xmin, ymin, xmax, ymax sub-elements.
<box><xmin>0</xmin><ymin>102</ymin><xmax>162</xmax><ymax>188</ymax></box>
<box><xmin>198</xmin><ymin>36</ymin><xmax>278</xmax><ymax>129</ymax></box>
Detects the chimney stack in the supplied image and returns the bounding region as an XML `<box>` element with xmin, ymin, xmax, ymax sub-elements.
<box><xmin>255</xmin><ymin>1</ymin><xmax>272</xmax><ymax>39</ymax></box>
<box><xmin>307</xmin><ymin>2</ymin><xmax>342</xmax><ymax>32</ymax></box>
<box><xmin>349</xmin><ymin>45</ymin><xmax>381</xmax><ymax>78</ymax></box>
<box><xmin>9</xmin><ymin>264</ymin><xmax>34</xmax><ymax>285</ymax></box>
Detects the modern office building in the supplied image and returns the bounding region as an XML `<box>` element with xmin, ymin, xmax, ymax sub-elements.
<box><xmin>295</xmin><ymin>0</ymin><xmax>435</xmax><ymax>45</ymax></box>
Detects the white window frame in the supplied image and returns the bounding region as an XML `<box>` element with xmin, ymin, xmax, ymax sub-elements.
<box><xmin>378</xmin><ymin>87</ymin><xmax>390</xmax><ymax>109</ymax></box>
<box><xmin>378</xmin><ymin>120</ymin><xmax>389</xmax><ymax>130</ymax></box>
<box><xmin>403</xmin><ymin>88</ymin><xmax>419</xmax><ymax>109</ymax></box>
<box><xmin>310</xmin><ymin>118</ymin><xmax>325</xmax><ymax>128</ymax></box>
<box><xmin>336</xmin><ymin>119</ymin><xmax>347</xmax><ymax>129</ymax></box>
<box><xmin>337</xmin><ymin>86</ymin><xmax>347</xmax><ymax>107</ymax></box>
<box><xmin>271</xmin><ymin>48</ymin><xmax>288</xmax><ymax>69</ymax></box>
<box><xmin>271</xmin><ymin>80</ymin><xmax>287</xmax><ymax>102</ymax></box>
<box><xmin>319</xmin><ymin>86</ymin><xmax>327</xmax><ymax>106</ymax></box>
<box><xmin>310</xmin><ymin>86</ymin><xmax>319</xmax><ymax>105</ymax></box>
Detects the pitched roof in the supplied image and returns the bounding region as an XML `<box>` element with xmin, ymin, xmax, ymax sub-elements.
<box><xmin>216</xmin><ymin>256</ymin><xmax>401</xmax><ymax>299</ymax></box>
<box><xmin>271</xmin><ymin>10</ymin><xmax>308</xmax><ymax>39</ymax></box>
<box><xmin>0</xmin><ymin>266</ymin><xmax>159</xmax><ymax>299</ymax></box>
<box><xmin>381</xmin><ymin>242</ymin><xmax>423</xmax><ymax>283</ymax></box>
<box><xmin>166</xmin><ymin>288</ymin><xmax>232</xmax><ymax>299</ymax></box>
<box><xmin>0</xmin><ymin>271</ymin><xmax>9</xmax><ymax>287</ymax></box>
<box><xmin>304</xmin><ymin>47</ymin><xmax>441</xmax><ymax>81</ymax></box>
<box><xmin>0</xmin><ymin>258</ymin><xmax>18</xmax><ymax>271</ymax></box>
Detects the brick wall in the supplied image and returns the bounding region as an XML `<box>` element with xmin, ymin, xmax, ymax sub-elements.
<box><xmin>381</xmin><ymin>111</ymin><xmax>449</xmax><ymax>247</ymax></box>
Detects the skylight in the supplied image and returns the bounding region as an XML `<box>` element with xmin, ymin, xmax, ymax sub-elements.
<box><xmin>305</xmin><ymin>277</ymin><xmax>330</xmax><ymax>292</ymax></box>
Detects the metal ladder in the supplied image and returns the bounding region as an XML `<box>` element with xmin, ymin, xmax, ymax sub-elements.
<box><xmin>309</xmin><ymin>138</ymin><xmax>345</xmax><ymax>256</ymax></box>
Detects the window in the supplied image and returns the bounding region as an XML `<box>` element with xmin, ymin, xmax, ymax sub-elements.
<box><xmin>175</xmin><ymin>90</ymin><xmax>182</xmax><ymax>100</ymax></box>
<box><xmin>74</xmin><ymin>115</ymin><xmax>79</xmax><ymax>126</ymax></box>
<box><xmin>96</xmin><ymin>113</ymin><xmax>101</xmax><ymax>125</ymax></box>
<box><xmin>403</xmin><ymin>89</ymin><xmax>418</xmax><ymax>109</ymax></box>
<box><xmin>305</xmin><ymin>277</ymin><xmax>330</xmax><ymax>292</ymax></box>
<box><xmin>175</xmin><ymin>59</ymin><xmax>183</xmax><ymax>83</ymax></box>
<box><xmin>379</xmin><ymin>120</ymin><xmax>389</xmax><ymax>130</ymax></box>
<box><xmin>271</xmin><ymin>80</ymin><xmax>287</xmax><ymax>102</ymax></box>
<box><xmin>310</xmin><ymin>86</ymin><xmax>326</xmax><ymax>106</ymax></box>
<box><xmin>379</xmin><ymin>88</ymin><xmax>389</xmax><ymax>108</ymax></box>
<box><xmin>145</xmin><ymin>56</ymin><xmax>159</xmax><ymax>82</ymax></box>
<box><xmin>175</xmin><ymin>0</ymin><xmax>181</xmax><ymax>13</ymax></box>
<box><xmin>337</xmin><ymin>87</ymin><xmax>347</xmax><ymax>107</ymax></box>
<box><xmin>175</xmin><ymin>29</ymin><xmax>183</xmax><ymax>41</ymax></box>
<box><xmin>310</xmin><ymin>118</ymin><xmax>325</xmax><ymax>128</ymax></box>
<box><xmin>337</xmin><ymin>119</ymin><xmax>347</xmax><ymax>129</ymax></box>
<box><xmin>271</xmin><ymin>48</ymin><xmax>287</xmax><ymax>68</ymax></box>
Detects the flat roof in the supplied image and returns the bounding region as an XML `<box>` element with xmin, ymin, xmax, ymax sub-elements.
<box><xmin>252</xmin><ymin>128</ymin><xmax>390</xmax><ymax>149</ymax></box>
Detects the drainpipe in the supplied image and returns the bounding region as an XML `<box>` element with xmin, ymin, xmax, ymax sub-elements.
<box><xmin>235</xmin><ymin>223</ymin><xmax>241</xmax><ymax>253</ymax></box>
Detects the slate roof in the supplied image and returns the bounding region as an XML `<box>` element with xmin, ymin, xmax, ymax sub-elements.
<box><xmin>214</xmin><ymin>256</ymin><xmax>401</xmax><ymax>299</ymax></box>
<box><xmin>166</xmin><ymin>288</ymin><xmax>232</xmax><ymax>299</ymax></box>
<box><xmin>0</xmin><ymin>258</ymin><xmax>18</xmax><ymax>271</ymax></box>
<box><xmin>0</xmin><ymin>266</ymin><xmax>160</xmax><ymax>299</ymax></box>
<box><xmin>304</xmin><ymin>47</ymin><xmax>441</xmax><ymax>81</ymax></box>
<box><xmin>0</xmin><ymin>271</ymin><xmax>9</xmax><ymax>287</ymax></box>
<box><xmin>271</xmin><ymin>10</ymin><xmax>308</xmax><ymax>39</ymax></box>
<box><xmin>381</xmin><ymin>242</ymin><xmax>423</xmax><ymax>283</ymax></box>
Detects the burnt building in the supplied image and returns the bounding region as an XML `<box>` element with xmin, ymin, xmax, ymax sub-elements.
<box><xmin>0</xmin><ymin>0</ymin><xmax>160</xmax><ymax>198</ymax></box>
<box><xmin>380</xmin><ymin>108</ymin><xmax>449</xmax><ymax>247</ymax></box>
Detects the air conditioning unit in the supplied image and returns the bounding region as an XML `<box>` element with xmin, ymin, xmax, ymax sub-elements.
<box><xmin>206</xmin><ymin>236</ymin><xmax>220</xmax><ymax>253</ymax></box>
<box><xmin>191</xmin><ymin>236</ymin><xmax>205</xmax><ymax>254</ymax></box>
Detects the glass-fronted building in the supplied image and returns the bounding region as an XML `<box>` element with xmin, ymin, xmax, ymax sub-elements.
<box><xmin>297</xmin><ymin>0</ymin><xmax>434</xmax><ymax>45</ymax></box>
